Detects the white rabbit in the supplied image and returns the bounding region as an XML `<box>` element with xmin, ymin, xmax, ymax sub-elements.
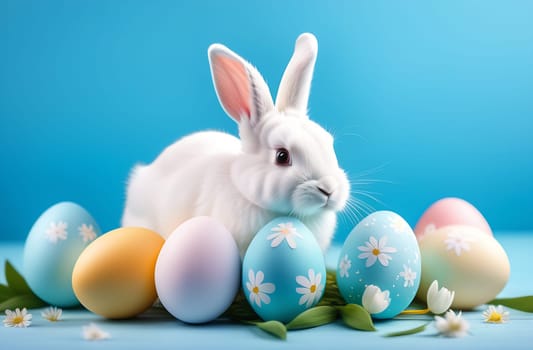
<box><xmin>122</xmin><ymin>33</ymin><xmax>350</xmax><ymax>256</ymax></box>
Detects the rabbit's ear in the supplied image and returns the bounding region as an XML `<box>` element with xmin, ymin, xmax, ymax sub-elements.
<box><xmin>275</xmin><ymin>33</ymin><xmax>318</xmax><ymax>115</ymax></box>
<box><xmin>208</xmin><ymin>44</ymin><xmax>274</xmax><ymax>126</ymax></box>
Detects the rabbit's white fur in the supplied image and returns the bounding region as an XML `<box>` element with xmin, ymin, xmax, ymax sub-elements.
<box><xmin>122</xmin><ymin>33</ymin><xmax>350</xmax><ymax>256</ymax></box>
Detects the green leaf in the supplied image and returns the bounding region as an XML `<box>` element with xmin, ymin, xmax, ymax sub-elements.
<box><xmin>0</xmin><ymin>284</ymin><xmax>16</xmax><ymax>301</ymax></box>
<box><xmin>338</xmin><ymin>304</ymin><xmax>376</xmax><ymax>331</ymax></box>
<box><xmin>0</xmin><ymin>294</ymin><xmax>47</xmax><ymax>312</ymax></box>
<box><xmin>286</xmin><ymin>306</ymin><xmax>338</xmax><ymax>330</ymax></box>
<box><xmin>255</xmin><ymin>320</ymin><xmax>287</xmax><ymax>340</ymax></box>
<box><xmin>5</xmin><ymin>261</ymin><xmax>32</xmax><ymax>294</ymax></box>
<box><xmin>383</xmin><ymin>322</ymin><xmax>430</xmax><ymax>337</ymax></box>
<box><xmin>488</xmin><ymin>296</ymin><xmax>533</xmax><ymax>313</ymax></box>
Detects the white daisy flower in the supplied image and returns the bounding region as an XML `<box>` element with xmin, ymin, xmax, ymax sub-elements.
<box><xmin>3</xmin><ymin>308</ymin><xmax>32</xmax><ymax>328</ymax></box>
<box><xmin>434</xmin><ymin>310</ymin><xmax>470</xmax><ymax>337</ymax></box>
<box><xmin>362</xmin><ymin>285</ymin><xmax>390</xmax><ymax>314</ymax></box>
<box><xmin>246</xmin><ymin>269</ymin><xmax>275</xmax><ymax>307</ymax></box>
<box><xmin>267</xmin><ymin>222</ymin><xmax>303</xmax><ymax>249</ymax></box>
<box><xmin>338</xmin><ymin>254</ymin><xmax>352</xmax><ymax>278</ymax></box>
<box><xmin>42</xmin><ymin>306</ymin><xmax>62</xmax><ymax>322</ymax></box>
<box><xmin>82</xmin><ymin>323</ymin><xmax>111</xmax><ymax>341</ymax></box>
<box><xmin>78</xmin><ymin>223</ymin><xmax>97</xmax><ymax>243</ymax></box>
<box><xmin>296</xmin><ymin>269</ymin><xmax>324</xmax><ymax>308</ymax></box>
<box><xmin>483</xmin><ymin>305</ymin><xmax>509</xmax><ymax>323</ymax></box>
<box><xmin>399</xmin><ymin>264</ymin><xmax>417</xmax><ymax>287</ymax></box>
<box><xmin>427</xmin><ymin>280</ymin><xmax>455</xmax><ymax>314</ymax></box>
<box><xmin>357</xmin><ymin>236</ymin><xmax>397</xmax><ymax>267</ymax></box>
<box><xmin>45</xmin><ymin>221</ymin><xmax>68</xmax><ymax>243</ymax></box>
<box><xmin>444</xmin><ymin>231</ymin><xmax>472</xmax><ymax>256</ymax></box>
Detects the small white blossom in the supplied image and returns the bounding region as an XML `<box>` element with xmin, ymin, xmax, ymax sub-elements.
<box><xmin>444</xmin><ymin>231</ymin><xmax>472</xmax><ymax>256</ymax></box>
<box><xmin>399</xmin><ymin>264</ymin><xmax>417</xmax><ymax>287</ymax></box>
<box><xmin>434</xmin><ymin>310</ymin><xmax>470</xmax><ymax>337</ymax></box>
<box><xmin>483</xmin><ymin>305</ymin><xmax>509</xmax><ymax>323</ymax></box>
<box><xmin>424</xmin><ymin>223</ymin><xmax>437</xmax><ymax>235</ymax></box>
<box><xmin>362</xmin><ymin>285</ymin><xmax>390</xmax><ymax>314</ymax></box>
<box><xmin>42</xmin><ymin>306</ymin><xmax>62</xmax><ymax>322</ymax></box>
<box><xmin>82</xmin><ymin>323</ymin><xmax>111</xmax><ymax>341</ymax></box>
<box><xmin>427</xmin><ymin>280</ymin><xmax>455</xmax><ymax>314</ymax></box>
<box><xmin>46</xmin><ymin>221</ymin><xmax>68</xmax><ymax>243</ymax></box>
<box><xmin>338</xmin><ymin>254</ymin><xmax>352</xmax><ymax>278</ymax></box>
<box><xmin>78</xmin><ymin>223</ymin><xmax>97</xmax><ymax>243</ymax></box>
<box><xmin>3</xmin><ymin>308</ymin><xmax>32</xmax><ymax>328</ymax></box>
<box><xmin>389</xmin><ymin>215</ymin><xmax>410</xmax><ymax>233</ymax></box>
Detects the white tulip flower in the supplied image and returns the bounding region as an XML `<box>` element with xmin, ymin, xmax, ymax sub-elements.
<box><xmin>362</xmin><ymin>285</ymin><xmax>390</xmax><ymax>314</ymax></box>
<box><xmin>427</xmin><ymin>280</ymin><xmax>455</xmax><ymax>314</ymax></box>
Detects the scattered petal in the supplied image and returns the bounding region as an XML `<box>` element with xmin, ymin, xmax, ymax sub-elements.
<box><xmin>82</xmin><ymin>323</ymin><xmax>111</xmax><ymax>341</ymax></box>
<box><xmin>434</xmin><ymin>310</ymin><xmax>469</xmax><ymax>338</ymax></box>
<box><xmin>42</xmin><ymin>306</ymin><xmax>62</xmax><ymax>322</ymax></box>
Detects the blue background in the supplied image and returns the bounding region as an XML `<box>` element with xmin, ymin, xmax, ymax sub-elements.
<box><xmin>1</xmin><ymin>0</ymin><xmax>532</xmax><ymax>243</ymax></box>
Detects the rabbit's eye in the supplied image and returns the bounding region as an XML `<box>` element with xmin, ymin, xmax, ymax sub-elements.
<box><xmin>275</xmin><ymin>148</ymin><xmax>292</xmax><ymax>166</ymax></box>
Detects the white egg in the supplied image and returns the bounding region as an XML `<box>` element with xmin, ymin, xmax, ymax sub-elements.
<box><xmin>155</xmin><ymin>216</ymin><xmax>241</xmax><ymax>323</ymax></box>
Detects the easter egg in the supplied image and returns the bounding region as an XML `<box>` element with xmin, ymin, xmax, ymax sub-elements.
<box><xmin>72</xmin><ymin>227</ymin><xmax>164</xmax><ymax>319</ymax></box>
<box><xmin>23</xmin><ymin>201</ymin><xmax>101</xmax><ymax>307</ymax></box>
<box><xmin>242</xmin><ymin>217</ymin><xmax>326</xmax><ymax>323</ymax></box>
<box><xmin>414</xmin><ymin>197</ymin><xmax>492</xmax><ymax>239</ymax></box>
<box><xmin>155</xmin><ymin>216</ymin><xmax>240</xmax><ymax>324</ymax></box>
<box><xmin>417</xmin><ymin>225</ymin><xmax>510</xmax><ymax>309</ymax></box>
<box><xmin>336</xmin><ymin>211</ymin><xmax>421</xmax><ymax>319</ymax></box>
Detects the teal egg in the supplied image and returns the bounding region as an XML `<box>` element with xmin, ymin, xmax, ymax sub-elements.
<box><xmin>23</xmin><ymin>202</ymin><xmax>101</xmax><ymax>307</ymax></box>
<box><xmin>336</xmin><ymin>211</ymin><xmax>421</xmax><ymax>319</ymax></box>
<box><xmin>242</xmin><ymin>217</ymin><xmax>326</xmax><ymax>323</ymax></box>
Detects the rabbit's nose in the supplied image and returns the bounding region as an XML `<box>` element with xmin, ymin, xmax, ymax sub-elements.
<box><xmin>317</xmin><ymin>176</ymin><xmax>338</xmax><ymax>196</ymax></box>
<box><xmin>317</xmin><ymin>186</ymin><xmax>331</xmax><ymax>197</ymax></box>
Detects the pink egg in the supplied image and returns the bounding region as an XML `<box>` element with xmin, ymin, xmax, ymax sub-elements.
<box><xmin>414</xmin><ymin>197</ymin><xmax>492</xmax><ymax>239</ymax></box>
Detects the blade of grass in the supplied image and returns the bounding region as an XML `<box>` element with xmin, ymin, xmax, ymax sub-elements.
<box><xmin>383</xmin><ymin>322</ymin><xmax>430</xmax><ymax>337</ymax></box>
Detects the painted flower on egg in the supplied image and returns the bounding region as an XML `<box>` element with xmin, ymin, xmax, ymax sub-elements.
<box><xmin>45</xmin><ymin>221</ymin><xmax>68</xmax><ymax>243</ymax></box>
<box><xmin>338</xmin><ymin>254</ymin><xmax>351</xmax><ymax>278</ymax></box>
<box><xmin>296</xmin><ymin>269</ymin><xmax>324</xmax><ymax>308</ymax></box>
<box><xmin>78</xmin><ymin>224</ymin><xmax>97</xmax><ymax>243</ymax></box>
<box><xmin>389</xmin><ymin>215</ymin><xmax>410</xmax><ymax>233</ymax></box>
<box><xmin>267</xmin><ymin>222</ymin><xmax>303</xmax><ymax>249</ymax></box>
<box><xmin>246</xmin><ymin>269</ymin><xmax>275</xmax><ymax>307</ymax></box>
<box><xmin>444</xmin><ymin>230</ymin><xmax>473</xmax><ymax>256</ymax></box>
<box><xmin>357</xmin><ymin>236</ymin><xmax>397</xmax><ymax>267</ymax></box>
<box><xmin>399</xmin><ymin>264</ymin><xmax>417</xmax><ymax>287</ymax></box>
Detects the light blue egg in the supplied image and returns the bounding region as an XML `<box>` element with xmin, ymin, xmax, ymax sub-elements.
<box><xmin>242</xmin><ymin>217</ymin><xmax>326</xmax><ymax>323</ymax></box>
<box><xmin>23</xmin><ymin>202</ymin><xmax>101</xmax><ymax>307</ymax></box>
<box><xmin>336</xmin><ymin>211</ymin><xmax>421</xmax><ymax>319</ymax></box>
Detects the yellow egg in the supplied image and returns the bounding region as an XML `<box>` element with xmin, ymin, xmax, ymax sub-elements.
<box><xmin>417</xmin><ymin>225</ymin><xmax>510</xmax><ymax>309</ymax></box>
<box><xmin>72</xmin><ymin>227</ymin><xmax>164</xmax><ymax>319</ymax></box>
